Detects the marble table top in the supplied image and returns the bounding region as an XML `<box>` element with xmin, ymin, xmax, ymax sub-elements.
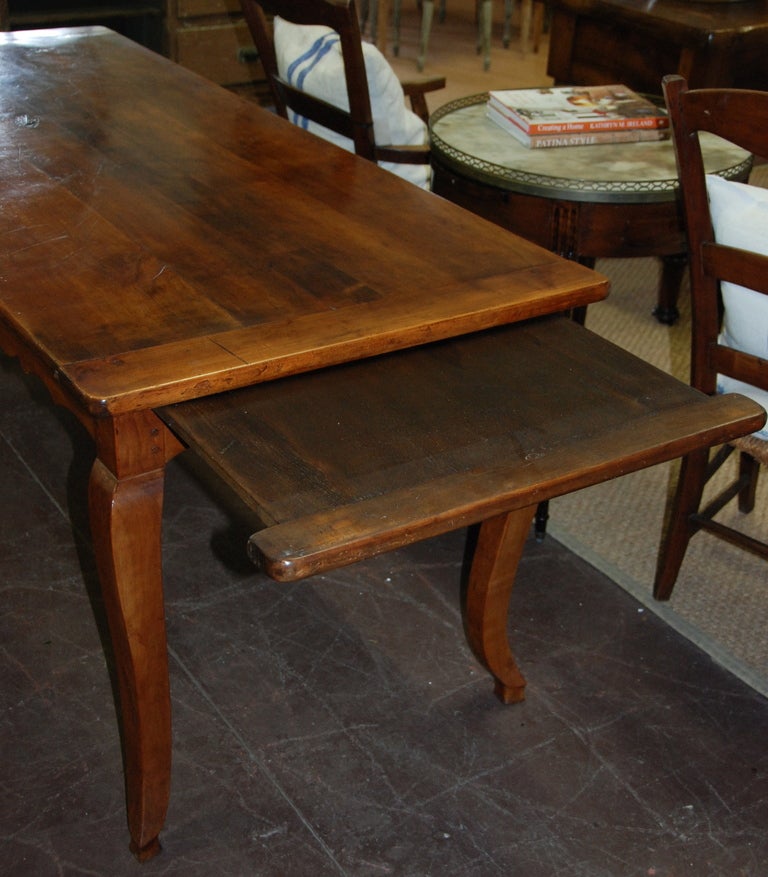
<box><xmin>429</xmin><ymin>94</ymin><xmax>752</xmax><ymax>203</ymax></box>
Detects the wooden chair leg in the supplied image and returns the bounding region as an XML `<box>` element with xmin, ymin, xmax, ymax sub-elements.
<box><xmin>463</xmin><ymin>507</ymin><xmax>535</xmax><ymax>703</ymax></box>
<box><xmin>392</xmin><ymin>0</ymin><xmax>401</xmax><ymax>55</ymax></box>
<box><xmin>534</xmin><ymin>500</ymin><xmax>549</xmax><ymax>542</ymax></box>
<box><xmin>376</xmin><ymin>0</ymin><xmax>389</xmax><ymax>54</ymax></box>
<box><xmin>417</xmin><ymin>0</ymin><xmax>435</xmax><ymax>71</ymax></box>
<box><xmin>519</xmin><ymin>0</ymin><xmax>533</xmax><ymax>54</ymax></box>
<box><xmin>503</xmin><ymin>0</ymin><xmax>512</xmax><ymax>47</ymax></box>
<box><xmin>654</xmin><ymin>447</ymin><xmax>709</xmax><ymax>601</ymax></box>
<box><xmin>737</xmin><ymin>450</ymin><xmax>760</xmax><ymax>513</ymax></box>
<box><xmin>531</xmin><ymin>0</ymin><xmax>545</xmax><ymax>53</ymax></box>
<box><xmin>477</xmin><ymin>0</ymin><xmax>492</xmax><ymax>70</ymax></box>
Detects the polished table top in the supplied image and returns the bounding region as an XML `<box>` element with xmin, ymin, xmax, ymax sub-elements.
<box><xmin>0</xmin><ymin>28</ymin><xmax>606</xmax><ymax>419</ymax></box>
<box><xmin>429</xmin><ymin>94</ymin><xmax>752</xmax><ymax>203</ymax></box>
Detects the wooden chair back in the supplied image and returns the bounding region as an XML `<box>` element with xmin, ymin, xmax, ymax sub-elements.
<box><xmin>241</xmin><ymin>0</ymin><xmax>429</xmax><ymax>165</ymax></box>
<box><xmin>654</xmin><ymin>75</ymin><xmax>768</xmax><ymax>600</ymax></box>
<box><xmin>662</xmin><ymin>74</ymin><xmax>768</xmax><ymax>399</ymax></box>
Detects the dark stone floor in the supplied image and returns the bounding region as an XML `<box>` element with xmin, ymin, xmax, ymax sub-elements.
<box><xmin>2</xmin><ymin>353</ymin><xmax>768</xmax><ymax>876</ymax></box>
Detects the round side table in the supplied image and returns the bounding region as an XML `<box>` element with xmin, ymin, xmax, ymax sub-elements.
<box><xmin>429</xmin><ymin>93</ymin><xmax>752</xmax><ymax>324</ymax></box>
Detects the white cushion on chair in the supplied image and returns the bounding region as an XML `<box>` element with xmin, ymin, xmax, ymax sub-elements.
<box><xmin>706</xmin><ymin>174</ymin><xmax>768</xmax><ymax>440</ymax></box>
<box><xmin>273</xmin><ymin>17</ymin><xmax>430</xmax><ymax>189</ymax></box>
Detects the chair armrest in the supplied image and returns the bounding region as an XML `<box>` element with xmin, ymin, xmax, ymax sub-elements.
<box><xmin>374</xmin><ymin>143</ymin><xmax>431</xmax><ymax>164</ymax></box>
<box><xmin>401</xmin><ymin>74</ymin><xmax>446</xmax><ymax>95</ymax></box>
<box><xmin>400</xmin><ymin>74</ymin><xmax>446</xmax><ymax>123</ymax></box>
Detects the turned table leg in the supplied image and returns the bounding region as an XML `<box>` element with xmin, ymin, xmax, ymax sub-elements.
<box><xmin>463</xmin><ymin>507</ymin><xmax>535</xmax><ymax>704</ymax></box>
<box><xmin>89</xmin><ymin>413</ymin><xmax>182</xmax><ymax>861</ymax></box>
<box><xmin>653</xmin><ymin>253</ymin><xmax>687</xmax><ymax>325</ymax></box>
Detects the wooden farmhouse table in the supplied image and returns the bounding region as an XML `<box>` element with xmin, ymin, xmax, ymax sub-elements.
<box><xmin>1</xmin><ymin>26</ymin><xmax>763</xmax><ymax>861</ymax></box>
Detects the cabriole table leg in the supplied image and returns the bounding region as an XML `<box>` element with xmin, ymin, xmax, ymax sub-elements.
<box><xmin>463</xmin><ymin>507</ymin><xmax>535</xmax><ymax>704</ymax></box>
<box><xmin>88</xmin><ymin>413</ymin><xmax>183</xmax><ymax>860</ymax></box>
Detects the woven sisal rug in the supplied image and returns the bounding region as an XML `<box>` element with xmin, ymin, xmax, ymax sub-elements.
<box><xmin>549</xmin><ymin>253</ymin><xmax>768</xmax><ymax>699</ymax></box>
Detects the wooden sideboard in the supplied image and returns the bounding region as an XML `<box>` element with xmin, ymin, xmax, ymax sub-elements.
<box><xmin>547</xmin><ymin>0</ymin><xmax>768</xmax><ymax>94</ymax></box>
<box><xmin>7</xmin><ymin>1</ymin><xmax>266</xmax><ymax>93</ymax></box>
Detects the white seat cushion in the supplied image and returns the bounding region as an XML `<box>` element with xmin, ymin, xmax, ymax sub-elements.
<box><xmin>706</xmin><ymin>173</ymin><xmax>768</xmax><ymax>440</ymax></box>
<box><xmin>273</xmin><ymin>17</ymin><xmax>430</xmax><ymax>189</ymax></box>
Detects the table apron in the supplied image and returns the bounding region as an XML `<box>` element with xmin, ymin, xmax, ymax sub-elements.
<box><xmin>431</xmin><ymin>163</ymin><xmax>687</xmax><ymax>260</ymax></box>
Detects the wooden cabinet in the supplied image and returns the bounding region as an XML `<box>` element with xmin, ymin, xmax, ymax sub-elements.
<box><xmin>547</xmin><ymin>0</ymin><xmax>768</xmax><ymax>94</ymax></box>
<box><xmin>7</xmin><ymin>2</ymin><xmax>266</xmax><ymax>94</ymax></box>
<box><xmin>7</xmin><ymin>1</ymin><xmax>164</xmax><ymax>52</ymax></box>
<box><xmin>165</xmin><ymin>0</ymin><xmax>265</xmax><ymax>91</ymax></box>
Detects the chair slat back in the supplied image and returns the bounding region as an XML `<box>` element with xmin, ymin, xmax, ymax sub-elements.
<box><xmin>241</xmin><ymin>0</ymin><xmax>377</xmax><ymax>161</ymax></box>
<box><xmin>663</xmin><ymin>74</ymin><xmax>768</xmax><ymax>397</ymax></box>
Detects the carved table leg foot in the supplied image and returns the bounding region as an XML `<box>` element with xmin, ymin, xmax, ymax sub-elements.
<box><xmin>130</xmin><ymin>836</ymin><xmax>163</xmax><ymax>863</ymax></box>
<box><xmin>463</xmin><ymin>507</ymin><xmax>535</xmax><ymax>703</ymax></box>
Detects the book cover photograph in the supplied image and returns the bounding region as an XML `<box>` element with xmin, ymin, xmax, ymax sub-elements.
<box><xmin>488</xmin><ymin>85</ymin><xmax>669</xmax><ymax>136</ymax></box>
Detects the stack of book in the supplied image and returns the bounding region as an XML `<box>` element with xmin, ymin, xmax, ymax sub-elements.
<box><xmin>487</xmin><ymin>85</ymin><xmax>670</xmax><ymax>149</ymax></box>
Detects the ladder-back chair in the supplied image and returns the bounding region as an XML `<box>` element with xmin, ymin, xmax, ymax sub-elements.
<box><xmin>655</xmin><ymin>75</ymin><xmax>768</xmax><ymax>600</ymax></box>
<box><xmin>240</xmin><ymin>0</ymin><xmax>444</xmax><ymax>182</ymax></box>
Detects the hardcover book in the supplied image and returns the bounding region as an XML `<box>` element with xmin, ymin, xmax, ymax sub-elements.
<box><xmin>487</xmin><ymin>85</ymin><xmax>669</xmax><ymax>137</ymax></box>
<box><xmin>486</xmin><ymin>104</ymin><xmax>670</xmax><ymax>149</ymax></box>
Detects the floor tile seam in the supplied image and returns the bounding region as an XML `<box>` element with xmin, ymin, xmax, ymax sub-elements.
<box><xmin>0</xmin><ymin>429</ymin><xmax>70</xmax><ymax>525</ymax></box>
<box><xmin>407</xmin><ymin>733</ymin><xmax>560</xmax><ymax>813</ymax></box>
<box><xmin>165</xmin><ymin>643</ymin><xmax>352</xmax><ymax>876</ymax></box>
<box><xmin>532</xmin><ymin>685</ymin><xmax>679</xmax><ymax>834</ymax></box>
